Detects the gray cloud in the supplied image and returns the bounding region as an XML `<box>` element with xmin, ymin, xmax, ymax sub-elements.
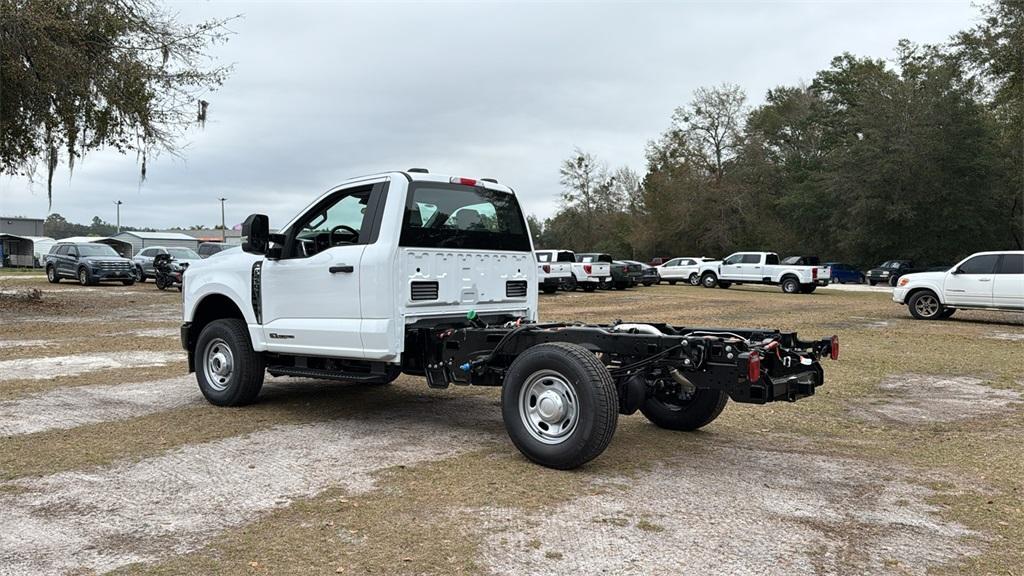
<box><xmin>0</xmin><ymin>1</ymin><xmax>976</xmax><ymax>230</ymax></box>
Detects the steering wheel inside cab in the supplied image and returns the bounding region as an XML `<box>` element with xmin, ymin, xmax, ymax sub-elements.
<box><xmin>312</xmin><ymin>225</ymin><xmax>359</xmax><ymax>253</ymax></box>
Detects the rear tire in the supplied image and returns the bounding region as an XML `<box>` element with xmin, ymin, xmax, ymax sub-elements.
<box><xmin>641</xmin><ymin>389</ymin><xmax>728</xmax><ymax>431</ymax></box>
<box><xmin>688</xmin><ymin>273</ymin><xmax>700</xmax><ymax>286</ymax></box>
<box><xmin>501</xmin><ymin>342</ymin><xmax>618</xmax><ymax>469</ymax></box>
<box><xmin>582</xmin><ymin>284</ymin><xmax>596</xmax><ymax>293</ymax></box>
<box><xmin>781</xmin><ymin>277</ymin><xmax>800</xmax><ymax>294</ymax></box>
<box><xmin>46</xmin><ymin>265</ymin><xmax>59</xmax><ymax>283</ymax></box>
<box><xmin>542</xmin><ymin>286</ymin><xmax>558</xmax><ymax>294</ymax></box>
<box><xmin>195</xmin><ymin>318</ymin><xmax>265</xmax><ymax>406</ymax></box>
<box><xmin>562</xmin><ymin>277</ymin><xmax>577</xmax><ymax>292</ymax></box>
<box><xmin>134</xmin><ymin>265</ymin><xmax>146</xmax><ymax>282</ymax></box>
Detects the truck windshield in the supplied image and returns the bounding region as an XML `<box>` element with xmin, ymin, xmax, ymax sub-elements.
<box><xmin>400</xmin><ymin>183</ymin><xmax>531</xmax><ymax>251</ymax></box>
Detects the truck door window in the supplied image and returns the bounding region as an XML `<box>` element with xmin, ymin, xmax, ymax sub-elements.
<box><xmin>290</xmin><ymin>186</ymin><xmax>373</xmax><ymax>257</ymax></box>
<box><xmin>400</xmin><ymin>183</ymin><xmax>530</xmax><ymax>251</ymax></box>
<box><xmin>557</xmin><ymin>252</ymin><xmax>575</xmax><ymax>262</ymax></box>
<box><xmin>996</xmin><ymin>254</ymin><xmax>1023</xmax><ymax>274</ymax></box>
<box><xmin>958</xmin><ymin>255</ymin><xmax>998</xmax><ymax>274</ymax></box>
<box><xmin>741</xmin><ymin>254</ymin><xmax>761</xmax><ymax>264</ymax></box>
<box><xmin>765</xmin><ymin>254</ymin><xmax>780</xmax><ymax>265</ymax></box>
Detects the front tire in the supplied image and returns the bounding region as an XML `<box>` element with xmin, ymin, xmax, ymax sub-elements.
<box><xmin>134</xmin><ymin>265</ymin><xmax>146</xmax><ymax>282</ymax></box>
<box><xmin>501</xmin><ymin>342</ymin><xmax>618</xmax><ymax>469</ymax></box>
<box><xmin>868</xmin><ymin>280</ymin><xmax>877</xmax><ymax>286</ymax></box>
<box><xmin>908</xmin><ymin>291</ymin><xmax>945</xmax><ymax>320</ymax></box>
<box><xmin>640</xmin><ymin>389</ymin><xmax>728</xmax><ymax>431</ymax></box>
<box><xmin>889</xmin><ymin>275</ymin><xmax>900</xmax><ymax>287</ymax></box>
<box><xmin>78</xmin><ymin>267</ymin><xmax>92</xmax><ymax>286</ymax></box>
<box><xmin>46</xmin><ymin>265</ymin><xmax>60</xmax><ymax>283</ymax></box>
<box><xmin>582</xmin><ymin>283</ymin><xmax>596</xmax><ymax>293</ymax></box>
<box><xmin>701</xmin><ymin>273</ymin><xmax>718</xmax><ymax>288</ymax></box>
<box><xmin>196</xmin><ymin>318</ymin><xmax>265</xmax><ymax>406</ymax></box>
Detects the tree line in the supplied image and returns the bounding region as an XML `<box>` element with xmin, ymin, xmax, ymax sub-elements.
<box><xmin>535</xmin><ymin>1</ymin><xmax>1023</xmax><ymax>268</ymax></box>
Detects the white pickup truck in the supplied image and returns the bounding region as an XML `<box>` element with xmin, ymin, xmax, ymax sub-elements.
<box><xmin>571</xmin><ymin>252</ymin><xmax>611</xmax><ymax>292</ymax></box>
<box><xmin>180</xmin><ymin>169</ymin><xmax>836</xmax><ymax>469</ymax></box>
<box><xmin>698</xmin><ymin>252</ymin><xmax>830</xmax><ymax>294</ymax></box>
<box><xmin>534</xmin><ymin>249</ymin><xmax>574</xmax><ymax>294</ymax></box>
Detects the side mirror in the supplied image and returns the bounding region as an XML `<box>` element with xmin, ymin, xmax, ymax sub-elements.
<box><xmin>241</xmin><ymin>214</ymin><xmax>270</xmax><ymax>255</ymax></box>
<box><xmin>951</xmin><ymin>267</ymin><xmax>962</xmax><ymax>275</ymax></box>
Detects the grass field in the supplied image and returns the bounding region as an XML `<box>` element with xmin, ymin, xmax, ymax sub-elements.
<box><xmin>0</xmin><ymin>277</ymin><xmax>1021</xmax><ymax>575</ymax></box>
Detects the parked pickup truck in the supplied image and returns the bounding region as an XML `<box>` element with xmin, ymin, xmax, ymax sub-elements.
<box><xmin>180</xmin><ymin>169</ymin><xmax>837</xmax><ymax>469</ymax></box>
<box><xmin>571</xmin><ymin>252</ymin><xmax>612</xmax><ymax>292</ymax></box>
<box><xmin>893</xmin><ymin>251</ymin><xmax>1024</xmax><ymax>319</ymax></box>
<box><xmin>534</xmin><ymin>250</ymin><xmax>574</xmax><ymax>294</ymax></box>
<box><xmin>698</xmin><ymin>252</ymin><xmax>830</xmax><ymax>293</ymax></box>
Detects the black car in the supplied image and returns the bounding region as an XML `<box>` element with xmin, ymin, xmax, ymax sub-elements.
<box><xmin>45</xmin><ymin>242</ymin><xmax>136</xmax><ymax>286</ymax></box>
<box><xmin>865</xmin><ymin>260</ymin><xmax>919</xmax><ymax>286</ymax></box>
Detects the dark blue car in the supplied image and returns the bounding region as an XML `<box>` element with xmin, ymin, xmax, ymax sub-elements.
<box><xmin>825</xmin><ymin>262</ymin><xmax>864</xmax><ymax>284</ymax></box>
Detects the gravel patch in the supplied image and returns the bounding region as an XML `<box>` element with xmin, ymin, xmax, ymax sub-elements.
<box><xmin>119</xmin><ymin>328</ymin><xmax>180</xmax><ymax>339</ymax></box>
<box><xmin>0</xmin><ymin>339</ymin><xmax>55</xmax><ymax>350</ymax></box>
<box><xmin>477</xmin><ymin>446</ymin><xmax>978</xmax><ymax>576</ymax></box>
<box><xmin>853</xmin><ymin>374</ymin><xmax>1022</xmax><ymax>424</ymax></box>
<box><xmin>0</xmin><ymin>351</ymin><xmax>184</xmax><ymax>382</ymax></box>
<box><xmin>0</xmin><ymin>375</ymin><xmax>200</xmax><ymax>436</ymax></box>
<box><xmin>986</xmin><ymin>331</ymin><xmax>1024</xmax><ymax>342</ymax></box>
<box><xmin>0</xmin><ymin>401</ymin><xmax>497</xmax><ymax>575</ymax></box>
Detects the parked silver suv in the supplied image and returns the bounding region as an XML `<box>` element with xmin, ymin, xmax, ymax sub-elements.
<box><xmin>133</xmin><ymin>246</ymin><xmax>201</xmax><ymax>282</ymax></box>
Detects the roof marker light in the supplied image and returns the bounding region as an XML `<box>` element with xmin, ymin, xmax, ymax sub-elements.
<box><xmin>450</xmin><ymin>177</ymin><xmax>477</xmax><ymax>186</ymax></box>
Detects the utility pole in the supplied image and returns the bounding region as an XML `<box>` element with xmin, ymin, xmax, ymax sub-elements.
<box><xmin>218</xmin><ymin>198</ymin><xmax>227</xmax><ymax>241</ymax></box>
<box><xmin>114</xmin><ymin>200</ymin><xmax>123</xmax><ymax>233</ymax></box>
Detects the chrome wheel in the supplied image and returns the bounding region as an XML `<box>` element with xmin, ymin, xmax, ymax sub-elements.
<box><xmin>519</xmin><ymin>369</ymin><xmax>579</xmax><ymax>445</ymax></box>
<box><xmin>203</xmin><ymin>338</ymin><xmax>235</xmax><ymax>391</ymax></box>
<box><xmin>689</xmin><ymin>273</ymin><xmax>700</xmax><ymax>286</ymax></box>
<box><xmin>913</xmin><ymin>294</ymin><xmax>940</xmax><ymax>318</ymax></box>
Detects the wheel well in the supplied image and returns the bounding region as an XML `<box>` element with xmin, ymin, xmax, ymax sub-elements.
<box><xmin>188</xmin><ymin>294</ymin><xmax>247</xmax><ymax>359</ymax></box>
<box><xmin>906</xmin><ymin>287</ymin><xmax>941</xmax><ymax>305</ymax></box>
<box><xmin>780</xmin><ymin>274</ymin><xmax>799</xmax><ymax>284</ymax></box>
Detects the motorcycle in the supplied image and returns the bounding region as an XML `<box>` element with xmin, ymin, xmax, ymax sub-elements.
<box><xmin>152</xmin><ymin>253</ymin><xmax>187</xmax><ymax>291</ymax></box>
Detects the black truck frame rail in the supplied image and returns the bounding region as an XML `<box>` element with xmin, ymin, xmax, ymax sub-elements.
<box><xmin>412</xmin><ymin>320</ymin><xmax>838</xmax><ymax>413</ymax></box>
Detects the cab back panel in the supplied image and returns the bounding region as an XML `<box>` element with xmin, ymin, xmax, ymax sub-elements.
<box><xmin>401</xmin><ymin>248</ymin><xmax>534</xmax><ymax>312</ymax></box>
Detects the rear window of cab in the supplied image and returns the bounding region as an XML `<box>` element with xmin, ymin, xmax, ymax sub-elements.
<box><xmin>400</xmin><ymin>183</ymin><xmax>531</xmax><ymax>252</ymax></box>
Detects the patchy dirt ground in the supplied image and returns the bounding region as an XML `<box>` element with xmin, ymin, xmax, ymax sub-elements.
<box><xmin>0</xmin><ymin>277</ymin><xmax>1021</xmax><ymax>575</ymax></box>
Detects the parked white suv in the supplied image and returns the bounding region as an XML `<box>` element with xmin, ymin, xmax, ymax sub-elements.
<box><xmin>656</xmin><ymin>257</ymin><xmax>708</xmax><ymax>286</ymax></box>
<box><xmin>893</xmin><ymin>251</ymin><xmax>1024</xmax><ymax>319</ymax></box>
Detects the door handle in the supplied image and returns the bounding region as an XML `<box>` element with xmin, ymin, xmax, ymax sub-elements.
<box><xmin>329</xmin><ymin>265</ymin><xmax>354</xmax><ymax>274</ymax></box>
<box><xmin>978</xmin><ymin>278</ymin><xmax>991</xmax><ymax>282</ymax></box>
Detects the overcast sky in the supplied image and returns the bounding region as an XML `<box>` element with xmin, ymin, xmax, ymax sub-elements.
<box><xmin>0</xmin><ymin>1</ymin><xmax>980</xmax><ymax>231</ymax></box>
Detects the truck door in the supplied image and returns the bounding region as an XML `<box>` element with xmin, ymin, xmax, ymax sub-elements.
<box><xmin>719</xmin><ymin>254</ymin><xmax>744</xmax><ymax>280</ymax></box>
<box><xmin>944</xmin><ymin>254</ymin><xmax>998</xmax><ymax>307</ymax></box>
<box><xmin>993</xmin><ymin>253</ymin><xmax>1024</xmax><ymax>310</ymax></box>
<box><xmin>259</xmin><ymin>183</ymin><xmax>384</xmax><ymax>359</ymax></box>
<box><xmin>742</xmin><ymin>253</ymin><xmax>764</xmax><ymax>281</ymax></box>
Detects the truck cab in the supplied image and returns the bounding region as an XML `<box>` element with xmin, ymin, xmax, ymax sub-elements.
<box><xmin>182</xmin><ymin>171</ymin><xmax>536</xmax><ymax>366</ymax></box>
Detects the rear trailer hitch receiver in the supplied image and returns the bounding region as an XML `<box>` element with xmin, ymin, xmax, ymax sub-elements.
<box><xmin>415</xmin><ymin>317</ymin><xmax>838</xmax><ymax>469</ymax></box>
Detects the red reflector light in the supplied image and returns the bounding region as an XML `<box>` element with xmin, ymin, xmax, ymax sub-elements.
<box><xmin>450</xmin><ymin>177</ymin><xmax>477</xmax><ymax>186</ymax></box>
<box><xmin>583</xmin><ymin>264</ymin><xmax>592</xmax><ymax>274</ymax></box>
<box><xmin>747</xmin><ymin>353</ymin><xmax>761</xmax><ymax>383</ymax></box>
<box><xmin>812</xmin><ymin>267</ymin><xmax>818</xmax><ymax>279</ymax></box>
<box><xmin>830</xmin><ymin>335</ymin><xmax>839</xmax><ymax>360</ymax></box>
<box><xmin>543</xmin><ymin>264</ymin><xmax>551</xmax><ymax>273</ymax></box>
